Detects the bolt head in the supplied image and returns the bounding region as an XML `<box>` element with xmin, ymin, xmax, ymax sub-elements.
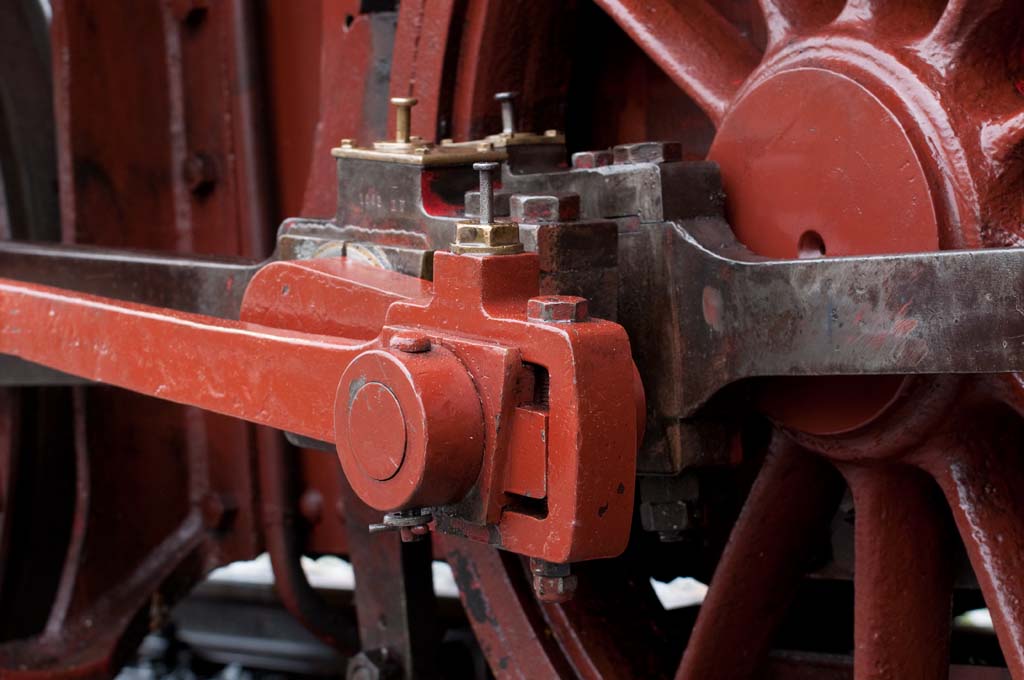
<box><xmin>612</xmin><ymin>141</ymin><xmax>683</xmax><ymax>165</ymax></box>
<box><xmin>510</xmin><ymin>193</ymin><xmax>580</xmax><ymax>223</ymax></box>
<box><xmin>473</xmin><ymin>161</ymin><xmax>500</xmax><ymax>173</ymax></box>
<box><xmin>389</xmin><ymin>334</ymin><xmax>431</xmax><ymax>353</ymax></box>
<box><xmin>390</xmin><ymin>97</ymin><xmax>418</xmax><ymax>107</ymax></box>
<box><xmin>527</xmin><ymin>296</ymin><xmax>589</xmax><ymax>323</ymax></box>
<box><xmin>299</xmin><ymin>489</ymin><xmax>324</xmax><ymax>525</ymax></box>
<box><xmin>183</xmin><ymin>152</ymin><xmax>217</xmax><ymax>195</ymax></box>
<box><xmin>571</xmin><ymin>149</ymin><xmax>614</xmax><ymax>169</ymax></box>
<box><xmin>533</xmin><ymin>574</ymin><xmax>578</xmax><ymax>603</ymax></box>
<box><xmin>494</xmin><ymin>91</ymin><xmax>519</xmax><ymax>102</ymax></box>
<box><xmin>200</xmin><ymin>493</ymin><xmax>237</xmax><ymax>531</ymax></box>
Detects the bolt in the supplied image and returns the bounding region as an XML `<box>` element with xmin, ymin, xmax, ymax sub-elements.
<box><xmin>612</xmin><ymin>141</ymin><xmax>683</xmax><ymax>165</ymax></box>
<box><xmin>473</xmin><ymin>162</ymin><xmax>499</xmax><ymax>225</ymax></box>
<box><xmin>346</xmin><ymin>649</ymin><xmax>401</xmax><ymax>680</ymax></box>
<box><xmin>527</xmin><ymin>296</ymin><xmax>589</xmax><ymax>323</ymax></box>
<box><xmin>389</xmin><ymin>334</ymin><xmax>431</xmax><ymax>353</ymax></box>
<box><xmin>510</xmin><ymin>193</ymin><xmax>581</xmax><ymax>223</ymax></box>
<box><xmin>183</xmin><ymin>152</ymin><xmax>217</xmax><ymax>195</ymax></box>
<box><xmin>200</xmin><ymin>492</ymin><xmax>237</xmax><ymax>531</ymax></box>
<box><xmin>368</xmin><ymin>509</ymin><xmax>433</xmax><ymax>543</ymax></box>
<box><xmin>530</xmin><ymin>558</ymin><xmax>577</xmax><ymax>603</ymax></box>
<box><xmin>494</xmin><ymin>91</ymin><xmax>519</xmax><ymax>135</ymax></box>
<box><xmin>571</xmin><ymin>149</ymin><xmax>614</xmax><ymax>169</ymax></box>
<box><xmin>299</xmin><ymin>489</ymin><xmax>324</xmax><ymax>525</ymax></box>
<box><xmin>391</xmin><ymin>97</ymin><xmax>418</xmax><ymax>144</ymax></box>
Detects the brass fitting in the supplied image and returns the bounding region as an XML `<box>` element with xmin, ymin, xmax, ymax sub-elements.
<box><xmin>452</xmin><ymin>162</ymin><xmax>523</xmax><ymax>256</ymax></box>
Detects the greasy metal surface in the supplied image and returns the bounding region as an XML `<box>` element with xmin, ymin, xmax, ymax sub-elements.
<box><xmin>0</xmin><ymin>241</ymin><xmax>261</xmax><ymax>317</ymax></box>
<box><xmin>671</xmin><ymin>219</ymin><xmax>1024</xmax><ymax>417</ymax></box>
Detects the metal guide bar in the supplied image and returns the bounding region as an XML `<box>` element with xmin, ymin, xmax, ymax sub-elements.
<box><xmin>676</xmin><ymin>220</ymin><xmax>1024</xmax><ymax>414</ymax></box>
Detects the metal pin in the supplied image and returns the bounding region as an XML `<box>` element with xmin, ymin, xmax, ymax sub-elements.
<box><xmin>473</xmin><ymin>162</ymin><xmax>499</xmax><ymax>225</ymax></box>
<box><xmin>494</xmin><ymin>91</ymin><xmax>518</xmax><ymax>135</ymax></box>
<box><xmin>391</xmin><ymin>97</ymin><xmax>418</xmax><ymax>144</ymax></box>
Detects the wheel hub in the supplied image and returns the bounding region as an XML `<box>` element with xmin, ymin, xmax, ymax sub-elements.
<box><xmin>710</xmin><ymin>45</ymin><xmax>978</xmax><ymax>434</ymax></box>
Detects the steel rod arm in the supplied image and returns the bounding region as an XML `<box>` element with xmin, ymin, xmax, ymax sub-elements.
<box><xmin>0</xmin><ymin>278</ymin><xmax>364</xmax><ymax>442</ymax></box>
<box><xmin>0</xmin><ymin>240</ymin><xmax>263</xmax><ymax>317</ymax></box>
<box><xmin>674</xmin><ymin>221</ymin><xmax>1024</xmax><ymax>414</ymax></box>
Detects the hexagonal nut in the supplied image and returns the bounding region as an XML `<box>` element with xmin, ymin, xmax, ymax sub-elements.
<box><xmin>533</xmin><ymin>574</ymin><xmax>579</xmax><ymax>603</ymax></box>
<box><xmin>527</xmin><ymin>296</ymin><xmax>589</xmax><ymax>323</ymax></box>
<box><xmin>612</xmin><ymin>141</ymin><xmax>683</xmax><ymax>165</ymax></box>
<box><xmin>510</xmin><ymin>193</ymin><xmax>581</xmax><ymax>223</ymax></box>
<box><xmin>451</xmin><ymin>221</ymin><xmax>524</xmax><ymax>255</ymax></box>
<box><xmin>571</xmin><ymin>149</ymin><xmax>614</xmax><ymax>169</ymax></box>
<box><xmin>346</xmin><ymin>649</ymin><xmax>401</xmax><ymax>680</ymax></box>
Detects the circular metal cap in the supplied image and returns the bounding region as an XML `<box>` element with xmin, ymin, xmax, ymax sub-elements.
<box><xmin>335</xmin><ymin>346</ymin><xmax>485</xmax><ymax>511</ymax></box>
<box><xmin>347</xmin><ymin>382</ymin><xmax>406</xmax><ymax>481</ymax></box>
<box><xmin>710</xmin><ymin>68</ymin><xmax>940</xmax><ymax>435</ymax></box>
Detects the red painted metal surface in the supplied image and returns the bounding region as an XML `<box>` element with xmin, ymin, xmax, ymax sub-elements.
<box><xmin>4</xmin><ymin>0</ymin><xmax>1024</xmax><ymax>677</ymax></box>
<box><xmin>0</xmin><ymin>249</ymin><xmax>639</xmax><ymax>563</ymax></box>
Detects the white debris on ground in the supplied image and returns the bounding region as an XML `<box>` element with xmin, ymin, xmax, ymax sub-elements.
<box><xmin>209</xmin><ymin>553</ymin><xmax>706</xmax><ymax>610</ymax></box>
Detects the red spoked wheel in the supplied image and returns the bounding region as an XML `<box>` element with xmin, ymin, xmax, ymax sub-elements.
<box><xmin>369</xmin><ymin>1</ymin><xmax>1024</xmax><ymax>678</ymax></box>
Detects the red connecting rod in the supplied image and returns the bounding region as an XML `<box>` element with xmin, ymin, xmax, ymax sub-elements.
<box><xmin>0</xmin><ymin>250</ymin><xmax>640</xmax><ymax>562</ymax></box>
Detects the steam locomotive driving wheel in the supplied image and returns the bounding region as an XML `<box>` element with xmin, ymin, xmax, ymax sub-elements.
<box><xmin>1</xmin><ymin>1</ymin><xmax>1024</xmax><ymax>679</ymax></box>
<box><xmin>412</xmin><ymin>1</ymin><xmax>1024</xmax><ymax>678</ymax></box>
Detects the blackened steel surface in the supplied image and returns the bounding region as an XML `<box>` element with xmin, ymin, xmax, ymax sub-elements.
<box><xmin>0</xmin><ymin>241</ymin><xmax>261</xmax><ymax>317</ymax></box>
<box><xmin>671</xmin><ymin>219</ymin><xmax>1024</xmax><ymax>415</ymax></box>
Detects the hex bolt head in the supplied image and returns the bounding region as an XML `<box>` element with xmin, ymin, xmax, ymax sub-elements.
<box><xmin>527</xmin><ymin>296</ymin><xmax>589</xmax><ymax>323</ymax></box>
<box><xmin>612</xmin><ymin>141</ymin><xmax>683</xmax><ymax>165</ymax></box>
<box><xmin>510</xmin><ymin>193</ymin><xmax>581</xmax><ymax>223</ymax></box>
<box><xmin>530</xmin><ymin>558</ymin><xmax>577</xmax><ymax>603</ymax></box>
<box><xmin>571</xmin><ymin>149</ymin><xmax>614</xmax><ymax>169</ymax></box>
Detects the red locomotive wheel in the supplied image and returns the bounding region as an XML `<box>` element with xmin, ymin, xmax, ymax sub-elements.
<box><xmin>1</xmin><ymin>1</ymin><xmax>1023</xmax><ymax>678</ymax></box>
<box><xmin>373</xmin><ymin>0</ymin><xmax>1024</xmax><ymax>678</ymax></box>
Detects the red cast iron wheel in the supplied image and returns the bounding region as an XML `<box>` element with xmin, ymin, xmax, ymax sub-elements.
<box><xmin>382</xmin><ymin>0</ymin><xmax>1024</xmax><ymax>678</ymax></box>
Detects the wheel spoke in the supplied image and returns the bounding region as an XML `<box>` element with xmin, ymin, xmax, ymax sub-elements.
<box><xmin>757</xmin><ymin>0</ymin><xmax>843</xmax><ymax>52</ymax></box>
<box><xmin>677</xmin><ymin>437</ymin><xmax>845</xmax><ymax>680</ymax></box>
<box><xmin>542</xmin><ymin>559</ymin><xmax>677</xmax><ymax>679</ymax></box>
<box><xmin>920</xmin><ymin>431</ymin><xmax>1024</xmax><ymax>677</ymax></box>
<box><xmin>981</xmin><ymin>110</ymin><xmax>1024</xmax><ymax>167</ymax></box>
<box><xmin>912</xmin><ymin>0</ymin><xmax>1018</xmax><ymax>74</ymax></box>
<box><xmin>592</xmin><ymin>0</ymin><xmax>760</xmax><ymax>126</ymax></box>
<box><xmin>834</xmin><ymin>0</ymin><xmax>945</xmax><ymax>35</ymax></box>
<box><xmin>843</xmin><ymin>464</ymin><xmax>952</xmax><ymax>680</ymax></box>
<box><xmin>442</xmin><ymin>538</ymin><xmax>573</xmax><ymax>679</ymax></box>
